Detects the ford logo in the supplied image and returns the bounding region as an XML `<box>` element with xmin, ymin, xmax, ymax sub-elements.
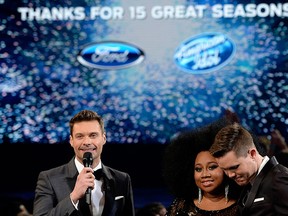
<box><xmin>174</xmin><ymin>33</ymin><xmax>235</xmax><ymax>74</ymax></box>
<box><xmin>77</xmin><ymin>41</ymin><xmax>145</xmax><ymax>69</ymax></box>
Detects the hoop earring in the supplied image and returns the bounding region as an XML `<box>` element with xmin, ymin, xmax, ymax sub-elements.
<box><xmin>225</xmin><ymin>184</ymin><xmax>229</xmax><ymax>203</ymax></box>
<box><xmin>198</xmin><ymin>187</ymin><xmax>202</xmax><ymax>204</ymax></box>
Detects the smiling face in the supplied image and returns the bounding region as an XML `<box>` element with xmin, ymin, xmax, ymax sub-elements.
<box><xmin>70</xmin><ymin>120</ymin><xmax>106</xmax><ymax>168</ymax></box>
<box><xmin>194</xmin><ymin>151</ymin><xmax>225</xmax><ymax>194</ymax></box>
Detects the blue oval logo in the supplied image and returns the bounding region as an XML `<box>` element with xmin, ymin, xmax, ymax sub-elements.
<box><xmin>77</xmin><ymin>41</ymin><xmax>145</xmax><ymax>69</ymax></box>
<box><xmin>174</xmin><ymin>33</ymin><xmax>235</xmax><ymax>74</ymax></box>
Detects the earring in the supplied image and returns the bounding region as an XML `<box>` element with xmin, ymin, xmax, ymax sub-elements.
<box><xmin>198</xmin><ymin>187</ymin><xmax>202</xmax><ymax>204</ymax></box>
<box><xmin>225</xmin><ymin>184</ymin><xmax>229</xmax><ymax>203</ymax></box>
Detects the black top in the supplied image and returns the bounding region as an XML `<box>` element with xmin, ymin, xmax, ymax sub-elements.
<box><xmin>166</xmin><ymin>197</ymin><xmax>239</xmax><ymax>216</ymax></box>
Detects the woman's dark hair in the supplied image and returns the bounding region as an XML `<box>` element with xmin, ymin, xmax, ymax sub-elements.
<box><xmin>162</xmin><ymin>117</ymin><xmax>241</xmax><ymax>200</ymax></box>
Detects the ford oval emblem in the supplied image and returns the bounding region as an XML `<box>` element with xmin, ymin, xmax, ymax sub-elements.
<box><xmin>77</xmin><ymin>41</ymin><xmax>145</xmax><ymax>69</ymax></box>
<box><xmin>174</xmin><ymin>33</ymin><xmax>235</xmax><ymax>74</ymax></box>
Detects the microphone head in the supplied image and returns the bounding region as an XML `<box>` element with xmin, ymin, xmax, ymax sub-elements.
<box><xmin>83</xmin><ymin>152</ymin><xmax>93</xmax><ymax>167</ymax></box>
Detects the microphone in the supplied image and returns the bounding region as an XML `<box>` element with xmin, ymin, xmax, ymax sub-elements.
<box><xmin>83</xmin><ymin>152</ymin><xmax>93</xmax><ymax>205</ymax></box>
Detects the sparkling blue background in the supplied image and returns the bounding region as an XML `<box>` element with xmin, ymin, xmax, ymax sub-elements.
<box><xmin>1</xmin><ymin>0</ymin><xmax>288</xmax><ymax>144</ymax></box>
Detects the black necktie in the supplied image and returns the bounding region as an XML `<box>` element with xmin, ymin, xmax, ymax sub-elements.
<box><xmin>94</xmin><ymin>169</ymin><xmax>103</xmax><ymax>180</ymax></box>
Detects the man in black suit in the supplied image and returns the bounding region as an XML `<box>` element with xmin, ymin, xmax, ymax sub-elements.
<box><xmin>209</xmin><ymin>122</ymin><xmax>288</xmax><ymax>216</ymax></box>
<box><xmin>33</xmin><ymin>110</ymin><xmax>135</xmax><ymax>216</ymax></box>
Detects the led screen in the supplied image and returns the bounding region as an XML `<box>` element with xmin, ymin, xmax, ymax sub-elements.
<box><xmin>1</xmin><ymin>0</ymin><xmax>288</xmax><ymax>144</ymax></box>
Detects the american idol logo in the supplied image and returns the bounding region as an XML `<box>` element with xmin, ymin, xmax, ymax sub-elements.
<box><xmin>77</xmin><ymin>41</ymin><xmax>145</xmax><ymax>69</ymax></box>
<box><xmin>174</xmin><ymin>33</ymin><xmax>235</xmax><ymax>74</ymax></box>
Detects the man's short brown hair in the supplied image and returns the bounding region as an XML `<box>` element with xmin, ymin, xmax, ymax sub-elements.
<box><xmin>69</xmin><ymin>110</ymin><xmax>105</xmax><ymax>135</ymax></box>
<box><xmin>209</xmin><ymin>122</ymin><xmax>254</xmax><ymax>158</ymax></box>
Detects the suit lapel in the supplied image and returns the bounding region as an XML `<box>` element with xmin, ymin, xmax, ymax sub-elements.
<box><xmin>66</xmin><ymin>157</ymin><xmax>79</xmax><ymax>191</ymax></box>
<box><xmin>101</xmin><ymin>166</ymin><xmax>116</xmax><ymax>216</ymax></box>
<box><xmin>79</xmin><ymin>198</ymin><xmax>92</xmax><ymax>216</ymax></box>
<box><xmin>66</xmin><ymin>158</ymin><xmax>91</xmax><ymax>216</ymax></box>
<box><xmin>243</xmin><ymin>157</ymin><xmax>278</xmax><ymax>212</ymax></box>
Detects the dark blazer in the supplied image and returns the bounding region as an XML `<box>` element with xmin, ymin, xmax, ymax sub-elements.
<box><xmin>238</xmin><ymin>156</ymin><xmax>288</xmax><ymax>216</ymax></box>
<box><xmin>33</xmin><ymin>157</ymin><xmax>135</xmax><ymax>216</ymax></box>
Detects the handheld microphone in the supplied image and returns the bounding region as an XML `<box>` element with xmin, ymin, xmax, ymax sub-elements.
<box><xmin>83</xmin><ymin>152</ymin><xmax>93</xmax><ymax>205</ymax></box>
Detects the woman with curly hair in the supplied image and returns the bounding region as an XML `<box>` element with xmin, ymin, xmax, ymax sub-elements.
<box><xmin>162</xmin><ymin>118</ymin><xmax>241</xmax><ymax>216</ymax></box>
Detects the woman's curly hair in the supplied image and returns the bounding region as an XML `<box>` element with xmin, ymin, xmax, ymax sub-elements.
<box><xmin>162</xmin><ymin>117</ymin><xmax>241</xmax><ymax>200</ymax></box>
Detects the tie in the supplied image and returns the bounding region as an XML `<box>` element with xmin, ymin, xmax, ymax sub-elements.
<box><xmin>94</xmin><ymin>169</ymin><xmax>103</xmax><ymax>180</ymax></box>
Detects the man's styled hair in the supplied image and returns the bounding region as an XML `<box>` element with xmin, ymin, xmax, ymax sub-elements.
<box><xmin>210</xmin><ymin>122</ymin><xmax>254</xmax><ymax>158</ymax></box>
<box><xmin>69</xmin><ymin>110</ymin><xmax>105</xmax><ymax>135</ymax></box>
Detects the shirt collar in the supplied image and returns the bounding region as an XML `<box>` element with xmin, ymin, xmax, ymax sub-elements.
<box><xmin>257</xmin><ymin>155</ymin><xmax>269</xmax><ymax>175</ymax></box>
<box><xmin>74</xmin><ymin>157</ymin><xmax>102</xmax><ymax>173</ymax></box>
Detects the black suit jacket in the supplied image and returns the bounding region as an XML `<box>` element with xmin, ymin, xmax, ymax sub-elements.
<box><xmin>33</xmin><ymin>157</ymin><xmax>135</xmax><ymax>216</ymax></box>
<box><xmin>238</xmin><ymin>156</ymin><xmax>288</xmax><ymax>216</ymax></box>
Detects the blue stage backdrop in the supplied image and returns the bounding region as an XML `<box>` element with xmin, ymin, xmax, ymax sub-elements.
<box><xmin>1</xmin><ymin>0</ymin><xmax>288</xmax><ymax>144</ymax></box>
